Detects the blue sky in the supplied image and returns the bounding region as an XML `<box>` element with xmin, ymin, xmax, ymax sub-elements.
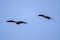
<box><xmin>0</xmin><ymin>0</ymin><xmax>60</xmax><ymax>40</ymax></box>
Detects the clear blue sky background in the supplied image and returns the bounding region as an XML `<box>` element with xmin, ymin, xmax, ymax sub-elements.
<box><xmin>0</xmin><ymin>0</ymin><xmax>60</xmax><ymax>40</ymax></box>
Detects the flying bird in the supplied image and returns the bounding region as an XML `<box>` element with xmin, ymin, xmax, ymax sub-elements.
<box><xmin>6</xmin><ymin>20</ymin><xmax>27</xmax><ymax>25</ymax></box>
<box><xmin>38</xmin><ymin>14</ymin><xmax>52</xmax><ymax>19</ymax></box>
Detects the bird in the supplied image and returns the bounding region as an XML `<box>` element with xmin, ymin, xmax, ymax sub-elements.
<box><xmin>6</xmin><ymin>20</ymin><xmax>27</xmax><ymax>25</ymax></box>
<box><xmin>38</xmin><ymin>14</ymin><xmax>52</xmax><ymax>19</ymax></box>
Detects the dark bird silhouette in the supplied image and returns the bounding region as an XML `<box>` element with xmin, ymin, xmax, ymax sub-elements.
<box><xmin>6</xmin><ymin>20</ymin><xmax>27</xmax><ymax>24</ymax></box>
<box><xmin>38</xmin><ymin>14</ymin><xmax>52</xmax><ymax>19</ymax></box>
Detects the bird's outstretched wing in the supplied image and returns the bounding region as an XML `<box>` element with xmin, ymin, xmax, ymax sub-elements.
<box><xmin>38</xmin><ymin>14</ymin><xmax>45</xmax><ymax>17</ymax></box>
<box><xmin>44</xmin><ymin>16</ymin><xmax>52</xmax><ymax>19</ymax></box>
<box><xmin>6</xmin><ymin>20</ymin><xmax>15</xmax><ymax>22</ymax></box>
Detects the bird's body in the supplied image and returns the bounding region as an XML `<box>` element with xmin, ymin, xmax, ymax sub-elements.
<box><xmin>15</xmin><ymin>21</ymin><xmax>27</xmax><ymax>24</ymax></box>
<box><xmin>6</xmin><ymin>20</ymin><xmax>27</xmax><ymax>25</ymax></box>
